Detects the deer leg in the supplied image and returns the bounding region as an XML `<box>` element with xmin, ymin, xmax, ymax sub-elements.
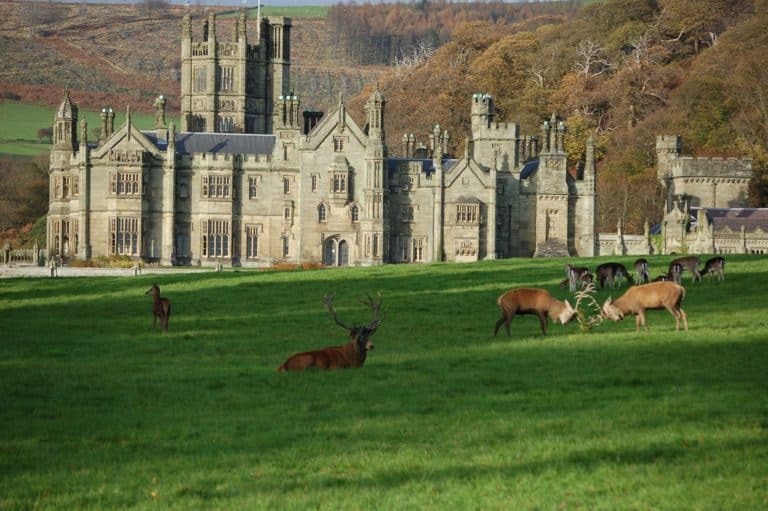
<box><xmin>494</xmin><ymin>312</ymin><xmax>512</xmax><ymax>337</ymax></box>
<box><xmin>537</xmin><ymin>312</ymin><xmax>548</xmax><ymax>336</ymax></box>
<box><xmin>634</xmin><ymin>311</ymin><xmax>648</xmax><ymax>332</ymax></box>
<box><xmin>679</xmin><ymin>308</ymin><xmax>688</xmax><ymax>331</ymax></box>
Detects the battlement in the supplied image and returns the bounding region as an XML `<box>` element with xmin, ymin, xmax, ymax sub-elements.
<box><xmin>670</xmin><ymin>156</ymin><xmax>752</xmax><ymax>178</ymax></box>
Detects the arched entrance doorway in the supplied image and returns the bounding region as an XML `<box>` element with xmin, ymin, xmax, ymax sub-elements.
<box><xmin>323</xmin><ymin>238</ymin><xmax>350</xmax><ymax>267</ymax></box>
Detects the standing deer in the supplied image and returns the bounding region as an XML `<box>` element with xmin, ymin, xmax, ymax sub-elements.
<box><xmin>601</xmin><ymin>281</ymin><xmax>688</xmax><ymax>332</ymax></box>
<box><xmin>634</xmin><ymin>258</ymin><xmax>650</xmax><ymax>284</ymax></box>
<box><xmin>701</xmin><ymin>256</ymin><xmax>726</xmax><ymax>281</ymax></box>
<box><xmin>494</xmin><ymin>288</ymin><xmax>577</xmax><ymax>337</ymax></box>
<box><xmin>596</xmin><ymin>262</ymin><xmax>634</xmax><ymax>289</ymax></box>
<box><xmin>145</xmin><ymin>284</ymin><xmax>171</xmax><ymax>332</ymax></box>
<box><xmin>669</xmin><ymin>256</ymin><xmax>702</xmax><ymax>283</ymax></box>
<box><xmin>278</xmin><ymin>293</ymin><xmax>385</xmax><ymax>371</ymax></box>
<box><xmin>564</xmin><ymin>263</ymin><xmax>593</xmax><ymax>292</ymax></box>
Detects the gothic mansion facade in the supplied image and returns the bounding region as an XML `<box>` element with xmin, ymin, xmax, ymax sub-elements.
<box><xmin>47</xmin><ymin>10</ymin><xmax>597</xmax><ymax>267</ymax></box>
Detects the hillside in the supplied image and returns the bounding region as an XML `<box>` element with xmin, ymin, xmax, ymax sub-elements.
<box><xmin>0</xmin><ymin>1</ymin><xmax>386</xmax><ymax>114</ymax></box>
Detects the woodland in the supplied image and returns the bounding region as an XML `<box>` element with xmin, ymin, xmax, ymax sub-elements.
<box><xmin>0</xmin><ymin>0</ymin><xmax>767</xmax><ymax>243</ymax></box>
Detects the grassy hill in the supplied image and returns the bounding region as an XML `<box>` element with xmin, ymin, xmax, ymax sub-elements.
<box><xmin>0</xmin><ymin>102</ymin><xmax>173</xmax><ymax>157</ymax></box>
<box><xmin>2</xmin><ymin>255</ymin><xmax>767</xmax><ymax>509</ymax></box>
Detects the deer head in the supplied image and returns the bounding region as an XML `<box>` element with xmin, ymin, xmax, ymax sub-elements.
<box><xmin>601</xmin><ymin>296</ymin><xmax>624</xmax><ymax>321</ymax></box>
<box><xmin>324</xmin><ymin>293</ymin><xmax>385</xmax><ymax>352</ymax></box>
<box><xmin>558</xmin><ymin>299</ymin><xmax>577</xmax><ymax>325</ymax></box>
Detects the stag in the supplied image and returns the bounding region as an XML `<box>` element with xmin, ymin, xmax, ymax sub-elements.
<box><xmin>596</xmin><ymin>262</ymin><xmax>633</xmax><ymax>289</ymax></box>
<box><xmin>145</xmin><ymin>284</ymin><xmax>171</xmax><ymax>332</ymax></box>
<box><xmin>701</xmin><ymin>256</ymin><xmax>726</xmax><ymax>281</ymax></box>
<box><xmin>602</xmin><ymin>281</ymin><xmax>688</xmax><ymax>332</ymax></box>
<box><xmin>634</xmin><ymin>258</ymin><xmax>650</xmax><ymax>284</ymax></box>
<box><xmin>278</xmin><ymin>293</ymin><xmax>385</xmax><ymax>371</ymax></box>
<box><xmin>669</xmin><ymin>256</ymin><xmax>702</xmax><ymax>283</ymax></box>
<box><xmin>494</xmin><ymin>288</ymin><xmax>576</xmax><ymax>337</ymax></box>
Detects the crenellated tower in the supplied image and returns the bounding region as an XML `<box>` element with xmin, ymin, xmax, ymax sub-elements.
<box><xmin>180</xmin><ymin>8</ymin><xmax>291</xmax><ymax>134</ymax></box>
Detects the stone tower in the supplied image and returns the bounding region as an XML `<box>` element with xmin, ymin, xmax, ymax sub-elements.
<box><xmin>52</xmin><ymin>89</ymin><xmax>78</xmax><ymax>156</ymax></box>
<box><xmin>180</xmin><ymin>8</ymin><xmax>291</xmax><ymax>134</ymax></box>
<box><xmin>533</xmin><ymin>113</ymin><xmax>569</xmax><ymax>257</ymax></box>
<box><xmin>362</xmin><ymin>86</ymin><xmax>387</xmax><ymax>263</ymax></box>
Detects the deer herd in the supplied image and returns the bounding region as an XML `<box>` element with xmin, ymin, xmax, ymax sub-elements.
<box><xmin>143</xmin><ymin>255</ymin><xmax>726</xmax><ymax>372</ymax></box>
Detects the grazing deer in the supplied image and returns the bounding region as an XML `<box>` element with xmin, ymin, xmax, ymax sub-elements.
<box><xmin>145</xmin><ymin>284</ymin><xmax>171</xmax><ymax>332</ymax></box>
<box><xmin>565</xmin><ymin>263</ymin><xmax>593</xmax><ymax>292</ymax></box>
<box><xmin>494</xmin><ymin>288</ymin><xmax>577</xmax><ymax>337</ymax></box>
<box><xmin>278</xmin><ymin>293</ymin><xmax>385</xmax><ymax>371</ymax></box>
<box><xmin>601</xmin><ymin>281</ymin><xmax>688</xmax><ymax>332</ymax></box>
<box><xmin>701</xmin><ymin>256</ymin><xmax>726</xmax><ymax>281</ymax></box>
<box><xmin>652</xmin><ymin>262</ymin><xmax>683</xmax><ymax>284</ymax></box>
<box><xmin>669</xmin><ymin>256</ymin><xmax>702</xmax><ymax>283</ymax></box>
<box><xmin>596</xmin><ymin>262</ymin><xmax>634</xmax><ymax>289</ymax></box>
<box><xmin>634</xmin><ymin>258</ymin><xmax>650</xmax><ymax>284</ymax></box>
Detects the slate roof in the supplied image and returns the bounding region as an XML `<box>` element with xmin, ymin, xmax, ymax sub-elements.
<box><xmin>651</xmin><ymin>207</ymin><xmax>768</xmax><ymax>234</ymax></box>
<box><xmin>143</xmin><ymin>131</ymin><xmax>276</xmax><ymax>155</ymax></box>
<box><xmin>520</xmin><ymin>158</ymin><xmax>539</xmax><ymax>179</ymax></box>
<box><xmin>386</xmin><ymin>158</ymin><xmax>460</xmax><ymax>176</ymax></box>
<box><xmin>693</xmin><ymin>207</ymin><xmax>768</xmax><ymax>232</ymax></box>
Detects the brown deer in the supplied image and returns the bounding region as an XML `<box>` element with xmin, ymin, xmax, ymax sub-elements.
<box><xmin>564</xmin><ymin>263</ymin><xmax>593</xmax><ymax>292</ymax></box>
<box><xmin>601</xmin><ymin>281</ymin><xmax>688</xmax><ymax>332</ymax></box>
<box><xmin>145</xmin><ymin>284</ymin><xmax>171</xmax><ymax>332</ymax></box>
<box><xmin>634</xmin><ymin>258</ymin><xmax>650</xmax><ymax>284</ymax></box>
<box><xmin>596</xmin><ymin>262</ymin><xmax>634</xmax><ymax>289</ymax></box>
<box><xmin>494</xmin><ymin>288</ymin><xmax>577</xmax><ymax>337</ymax></box>
<box><xmin>653</xmin><ymin>262</ymin><xmax>683</xmax><ymax>284</ymax></box>
<box><xmin>669</xmin><ymin>256</ymin><xmax>702</xmax><ymax>283</ymax></box>
<box><xmin>277</xmin><ymin>293</ymin><xmax>385</xmax><ymax>371</ymax></box>
<box><xmin>701</xmin><ymin>256</ymin><xmax>726</xmax><ymax>281</ymax></box>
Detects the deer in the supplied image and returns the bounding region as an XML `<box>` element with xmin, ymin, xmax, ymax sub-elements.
<box><xmin>596</xmin><ymin>262</ymin><xmax>634</xmax><ymax>289</ymax></box>
<box><xmin>701</xmin><ymin>256</ymin><xmax>726</xmax><ymax>281</ymax></box>
<box><xmin>277</xmin><ymin>293</ymin><xmax>385</xmax><ymax>371</ymax></box>
<box><xmin>669</xmin><ymin>256</ymin><xmax>702</xmax><ymax>283</ymax></box>
<box><xmin>494</xmin><ymin>288</ymin><xmax>577</xmax><ymax>337</ymax></box>
<box><xmin>145</xmin><ymin>284</ymin><xmax>171</xmax><ymax>332</ymax></box>
<box><xmin>652</xmin><ymin>262</ymin><xmax>683</xmax><ymax>284</ymax></box>
<box><xmin>601</xmin><ymin>281</ymin><xmax>688</xmax><ymax>332</ymax></box>
<box><xmin>564</xmin><ymin>263</ymin><xmax>593</xmax><ymax>292</ymax></box>
<box><xmin>634</xmin><ymin>258</ymin><xmax>650</xmax><ymax>284</ymax></box>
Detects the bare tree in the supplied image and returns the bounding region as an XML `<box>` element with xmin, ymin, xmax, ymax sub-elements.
<box><xmin>573</xmin><ymin>39</ymin><xmax>615</xmax><ymax>79</ymax></box>
<box><xmin>393</xmin><ymin>40</ymin><xmax>437</xmax><ymax>79</ymax></box>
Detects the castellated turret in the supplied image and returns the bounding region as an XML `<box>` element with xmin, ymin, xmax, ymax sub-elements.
<box><xmin>656</xmin><ymin>134</ymin><xmax>752</xmax><ymax>212</ymax></box>
<box><xmin>180</xmin><ymin>7</ymin><xmax>291</xmax><ymax>134</ymax></box>
<box><xmin>469</xmin><ymin>93</ymin><xmax>520</xmax><ymax>172</ymax></box>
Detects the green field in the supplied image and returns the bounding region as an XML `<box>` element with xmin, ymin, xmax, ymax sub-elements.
<box><xmin>0</xmin><ymin>102</ymin><xmax>176</xmax><ymax>158</ymax></box>
<box><xmin>2</xmin><ymin>255</ymin><xmax>767</xmax><ymax>510</ymax></box>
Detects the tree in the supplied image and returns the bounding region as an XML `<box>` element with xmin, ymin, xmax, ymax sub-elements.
<box><xmin>37</xmin><ymin>127</ymin><xmax>53</xmax><ymax>144</ymax></box>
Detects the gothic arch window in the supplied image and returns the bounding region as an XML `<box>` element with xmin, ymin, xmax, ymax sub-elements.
<box><xmin>283</xmin><ymin>178</ymin><xmax>291</xmax><ymax>194</ymax></box>
<box><xmin>350</xmin><ymin>205</ymin><xmax>359</xmax><ymax>223</ymax></box>
<box><xmin>323</xmin><ymin>238</ymin><xmax>350</xmax><ymax>267</ymax></box>
<box><xmin>318</xmin><ymin>203</ymin><xmax>327</xmax><ymax>223</ymax></box>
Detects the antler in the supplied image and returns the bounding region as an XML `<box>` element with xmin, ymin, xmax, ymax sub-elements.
<box><xmin>359</xmin><ymin>292</ymin><xmax>386</xmax><ymax>330</ymax></box>
<box><xmin>323</xmin><ymin>293</ymin><xmax>354</xmax><ymax>331</ymax></box>
<box><xmin>573</xmin><ymin>282</ymin><xmax>604</xmax><ymax>332</ymax></box>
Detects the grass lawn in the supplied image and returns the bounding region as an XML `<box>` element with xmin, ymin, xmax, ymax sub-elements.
<box><xmin>1</xmin><ymin>255</ymin><xmax>767</xmax><ymax>509</ymax></box>
<box><xmin>0</xmin><ymin>102</ymin><xmax>177</xmax><ymax>158</ymax></box>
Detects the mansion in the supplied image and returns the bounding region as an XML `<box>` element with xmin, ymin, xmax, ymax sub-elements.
<box><xmin>47</xmin><ymin>9</ymin><xmax>598</xmax><ymax>267</ymax></box>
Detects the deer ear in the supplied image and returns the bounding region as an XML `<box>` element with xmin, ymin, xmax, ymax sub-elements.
<box><xmin>565</xmin><ymin>299</ymin><xmax>573</xmax><ymax>310</ymax></box>
<box><xmin>603</xmin><ymin>296</ymin><xmax>612</xmax><ymax>307</ymax></box>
